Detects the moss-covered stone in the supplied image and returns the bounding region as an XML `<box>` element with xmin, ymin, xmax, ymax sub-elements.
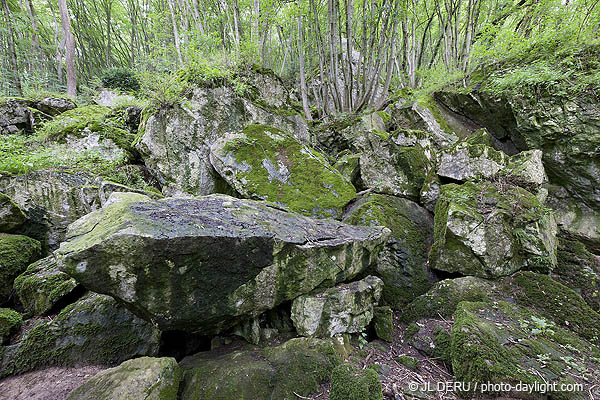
<box><xmin>57</xmin><ymin>193</ymin><xmax>388</xmax><ymax>334</ymax></box>
<box><xmin>13</xmin><ymin>255</ymin><xmax>79</xmax><ymax>316</ymax></box>
<box><xmin>0</xmin><ymin>308</ymin><xmax>22</xmax><ymax>344</ymax></box>
<box><xmin>500</xmin><ymin>149</ymin><xmax>548</xmax><ymax>191</ymax></box>
<box><xmin>0</xmin><ymin>233</ymin><xmax>41</xmax><ymax>302</ymax></box>
<box><xmin>67</xmin><ymin>357</ymin><xmax>181</xmax><ymax>400</ymax></box>
<box><xmin>330</xmin><ymin>363</ymin><xmax>383</xmax><ymax>400</ymax></box>
<box><xmin>372</xmin><ymin>306</ymin><xmax>394</xmax><ymax>342</ymax></box>
<box><xmin>210</xmin><ymin>124</ymin><xmax>356</xmax><ymax>219</ymax></box>
<box><xmin>451</xmin><ymin>300</ymin><xmax>597</xmax><ymax>398</ymax></box>
<box><xmin>179</xmin><ymin>337</ymin><xmax>343</xmax><ymax>400</ymax></box>
<box><xmin>430</xmin><ymin>181</ymin><xmax>557</xmax><ymax>278</ymax></box>
<box><xmin>333</xmin><ymin>151</ymin><xmax>361</xmax><ymax>185</ymax></box>
<box><xmin>395</xmin><ymin>355</ymin><xmax>418</xmax><ymax>370</ymax></box>
<box><xmin>344</xmin><ymin>193</ymin><xmax>435</xmax><ymax>308</ymax></box>
<box><xmin>553</xmin><ymin>236</ymin><xmax>600</xmax><ymax>311</ymax></box>
<box><xmin>400</xmin><ymin>277</ymin><xmax>495</xmax><ymax>323</ymax></box>
<box><xmin>0</xmin><ymin>293</ymin><xmax>160</xmax><ymax>379</ymax></box>
<box><xmin>0</xmin><ymin>193</ymin><xmax>26</xmax><ymax>233</ymax></box>
<box><xmin>291</xmin><ymin>276</ymin><xmax>383</xmax><ymax>337</ymax></box>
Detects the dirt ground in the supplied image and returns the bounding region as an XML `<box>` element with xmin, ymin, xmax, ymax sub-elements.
<box><xmin>0</xmin><ymin>366</ymin><xmax>106</xmax><ymax>400</ymax></box>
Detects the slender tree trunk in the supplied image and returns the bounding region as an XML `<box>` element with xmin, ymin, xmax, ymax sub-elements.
<box><xmin>167</xmin><ymin>0</ymin><xmax>183</xmax><ymax>64</ymax></box>
<box><xmin>58</xmin><ymin>0</ymin><xmax>76</xmax><ymax>97</ymax></box>
<box><xmin>232</xmin><ymin>0</ymin><xmax>242</xmax><ymax>50</ymax></box>
<box><xmin>1</xmin><ymin>0</ymin><xmax>23</xmax><ymax>95</ymax></box>
<box><xmin>298</xmin><ymin>5</ymin><xmax>312</xmax><ymax>121</ymax></box>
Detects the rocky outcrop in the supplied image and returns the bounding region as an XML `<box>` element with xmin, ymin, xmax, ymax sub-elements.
<box><xmin>13</xmin><ymin>255</ymin><xmax>80</xmax><ymax>316</ymax></box>
<box><xmin>67</xmin><ymin>357</ymin><xmax>181</xmax><ymax>400</ymax></box>
<box><xmin>57</xmin><ymin>192</ymin><xmax>388</xmax><ymax>334</ymax></box>
<box><xmin>0</xmin><ymin>193</ymin><xmax>26</xmax><ymax>233</ymax></box>
<box><xmin>0</xmin><ymin>293</ymin><xmax>161</xmax><ymax>378</ymax></box>
<box><xmin>344</xmin><ymin>193</ymin><xmax>435</xmax><ymax>307</ymax></box>
<box><xmin>291</xmin><ymin>276</ymin><xmax>383</xmax><ymax>337</ymax></box>
<box><xmin>210</xmin><ymin>124</ymin><xmax>356</xmax><ymax>219</ymax></box>
<box><xmin>430</xmin><ymin>181</ymin><xmax>557</xmax><ymax>278</ymax></box>
<box><xmin>136</xmin><ymin>71</ymin><xmax>308</xmax><ymax>196</ymax></box>
<box><xmin>0</xmin><ymin>234</ymin><xmax>41</xmax><ymax>302</ymax></box>
<box><xmin>179</xmin><ymin>337</ymin><xmax>343</xmax><ymax>400</ymax></box>
<box><xmin>0</xmin><ymin>97</ymin><xmax>76</xmax><ymax>135</ymax></box>
<box><xmin>0</xmin><ymin>309</ymin><xmax>21</xmax><ymax>345</ymax></box>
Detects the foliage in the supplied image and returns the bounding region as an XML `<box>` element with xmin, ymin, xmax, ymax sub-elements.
<box><xmin>100</xmin><ymin>68</ymin><xmax>141</xmax><ymax>92</ymax></box>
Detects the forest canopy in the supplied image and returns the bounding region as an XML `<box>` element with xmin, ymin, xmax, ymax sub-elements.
<box><xmin>0</xmin><ymin>0</ymin><xmax>599</xmax><ymax>117</ymax></box>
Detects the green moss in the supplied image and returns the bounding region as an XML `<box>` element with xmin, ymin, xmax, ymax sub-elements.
<box><xmin>0</xmin><ymin>308</ymin><xmax>22</xmax><ymax>343</ymax></box>
<box><xmin>330</xmin><ymin>363</ymin><xmax>383</xmax><ymax>400</ymax></box>
<box><xmin>432</xmin><ymin>326</ymin><xmax>452</xmax><ymax>363</ymax></box>
<box><xmin>416</xmin><ymin>94</ymin><xmax>454</xmax><ymax>135</ymax></box>
<box><xmin>0</xmin><ymin>233</ymin><xmax>41</xmax><ymax>301</ymax></box>
<box><xmin>218</xmin><ymin>124</ymin><xmax>356</xmax><ymax>219</ymax></box>
<box><xmin>372</xmin><ymin>306</ymin><xmax>394</xmax><ymax>342</ymax></box>
<box><xmin>376</xmin><ymin>111</ymin><xmax>391</xmax><ymax>124</ymax></box>
<box><xmin>395</xmin><ymin>355</ymin><xmax>418</xmax><ymax>370</ymax></box>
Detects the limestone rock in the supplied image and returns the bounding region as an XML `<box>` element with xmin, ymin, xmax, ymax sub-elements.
<box><xmin>33</xmin><ymin>97</ymin><xmax>76</xmax><ymax>116</ymax></box>
<box><xmin>372</xmin><ymin>306</ymin><xmax>393</xmax><ymax>342</ymax></box>
<box><xmin>136</xmin><ymin>74</ymin><xmax>307</xmax><ymax>196</ymax></box>
<box><xmin>210</xmin><ymin>124</ymin><xmax>356</xmax><ymax>219</ymax></box>
<box><xmin>67</xmin><ymin>357</ymin><xmax>181</xmax><ymax>400</ymax></box>
<box><xmin>13</xmin><ymin>255</ymin><xmax>80</xmax><ymax>316</ymax></box>
<box><xmin>57</xmin><ymin>193</ymin><xmax>389</xmax><ymax>334</ymax></box>
<box><xmin>0</xmin><ymin>98</ymin><xmax>33</xmax><ymax>135</ymax></box>
<box><xmin>179</xmin><ymin>337</ymin><xmax>342</xmax><ymax>400</ymax></box>
<box><xmin>0</xmin><ymin>308</ymin><xmax>22</xmax><ymax>345</ymax></box>
<box><xmin>501</xmin><ymin>149</ymin><xmax>547</xmax><ymax>190</ymax></box>
<box><xmin>343</xmin><ymin>193</ymin><xmax>435</xmax><ymax>307</ymax></box>
<box><xmin>430</xmin><ymin>181</ymin><xmax>557</xmax><ymax>278</ymax></box>
<box><xmin>436</xmin><ymin>129</ymin><xmax>508</xmax><ymax>182</ymax></box>
<box><xmin>419</xmin><ymin>170</ymin><xmax>441</xmax><ymax>213</ymax></box>
<box><xmin>0</xmin><ymin>234</ymin><xmax>41</xmax><ymax>302</ymax></box>
<box><xmin>0</xmin><ymin>193</ymin><xmax>26</xmax><ymax>233</ymax></box>
<box><xmin>291</xmin><ymin>276</ymin><xmax>383</xmax><ymax>337</ymax></box>
<box><xmin>0</xmin><ymin>293</ymin><xmax>161</xmax><ymax>378</ymax></box>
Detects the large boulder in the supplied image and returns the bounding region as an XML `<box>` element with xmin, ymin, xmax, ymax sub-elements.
<box><xmin>0</xmin><ymin>193</ymin><xmax>26</xmax><ymax>232</ymax></box>
<box><xmin>57</xmin><ymin>192</ymin><xmax>389</xmax><ymax>334</ymax></box>
<box><xmin>135</xmin><ymin>70</ymin><xmax>307</xmax><ymax>196</ymax></box>
<box><xmin>0</xmin><ymin>98</ymin><xmax>33</xmax><ymax>135</ymax></box>
<box><xmin>430</xmin><ymin>181</ymin><xmax>557</xmax><ymax>278</ymax></box>
<box><xmin>210</xmin><ymin>124</ymin><xmax>356</xmax><ymax>219</ymax></box>
<box><xmin>330</xmin><ymin>363</ymin><xmax>383</xmax><ymax>400</ymax></box>
<box><xmin>67</xmin><ymin>357</ymin><xmax>181</xmax><ymax>400</ymax></box>
<box><xmin>0</xmin><ymin>234</ymin><xmax>41</xmax><ymax>302</ymax></box>
<box><xmin>0</xmin><ymin>308</ymin><xmax>22</xmax><ymax>344</ymax></box>
<box><xmin>451</xmin><ymin>300</ymin><xmax>598</xmax><ymax>399</ymax></box>
<box><xmin>291</xmin><ymin>276</ymin><xmax>383</xmax><ymax>337</ymax></box>
<box><xmin>179</xmin><ymin>337</ymin><xmax>342</xmax><ymax>400</ymax></box>
<box><xmin>343</xmin><ymin>193</ymin><xmax>435</xmax><ymax>307</ymax></box>
<box><xmin>0</xmin><ymin>293</ymin><xmax>161</xmax><ymax>378</ymax></box>
<box><xmin>13</xmin><ymin>255</ymin><xmax>80</xmax><ymax>316</ymax></box>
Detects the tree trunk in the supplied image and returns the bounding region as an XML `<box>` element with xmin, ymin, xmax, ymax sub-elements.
<box><xmin>167</xmin><ymin>0</ymin><xmax>183</xmax><ymax>64</ymax></box>
<box><xmin>1</xmin><ymin>0</ymin><xmax>23</xmax><ymax>95</ymax></box>
<box><xmin>58</xmin><ymin>0</ymin><xmax>77</xmax><ymax>97</ymax></box>
<box><xmin>297</xmin><ymin>5</ymin><xmax>313</xmax><ymax>121</ymax></box>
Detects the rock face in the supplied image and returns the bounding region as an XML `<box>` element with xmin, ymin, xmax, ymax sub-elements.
<box><xmin>501</xmin><ymin>149</ymin><xmax>547</xmax><ymax>191</ymax></box>
<box><xmin>67</xmin><ymin>357</ymin><xmax>181</xmax><ymax>400</ymax></box>
<box><xmin>0</xmin><ymin>308</ymin><xmax>22</xmax><ymax>344</ymax></box>
<box><xmin>291</xmin><ymin>276</ymin><xmax>383</xmax><ymax>337</ymax></box>
<box><xmin>0</xmin><ymin>193</ymin><xmax>26</xmax><ymax>232</ymax></box>
<box><xmin>437</xmin><ymin>129</ymin><xmax>507</xmax><ymax>182</ymax></box>
<box><xmin>0</xmin><ymin>171</ymin><xmax>100</xmax><ymax>251</ymax></box>
<box><xmin>0</xmin><ymin>98</ymin><xmax>33</xmax><ymax>134</ymax></box>
<box><xmin>435</xmin><ymin>89</ymin><xmax>600</xmax><ymax>211</ymax></box>
<box><xmin>136</xmin><ymin>73</ymin><xmax>308</xmax><ymax>196</ymax></box>
<box><xmin>0</xmin><ymin>234</ymin><xmax>41</xmax><ymax>302</ymax></box>
<box><xmin>451</xmin><ymin>300</ymin><xmax>598</xmax><ymax>399</ymax></box>
<box><xmin>430</xmin><ymin>181</ymin><xmax>557</xmax><ymax>278</ymax></box>
<box><xmin>343</xmin><ymin>194</ymin><xmax>435</xmax><ymax>307</ymax></box>
<box><xmin>13</xmin><ymin>255</ymin><xmax>80</xmax><ymax>316</ymax></box>
<box><xmin>179</xmin><ymin>337</ymin><xmax>342</xmax><ymax>400</ymax></box>
<box><xmin>0</xmin><ymin>293</ymin><xmax>161</xmax><ymax>378</ymax></box>
<box><xmin>210</xmin><ymin>124</ymin><xmax>356</xmax><ymax>219</ymax></box>
<box><xmin>57</xmin><ymin>192</ymin><xmax>389</xmax><ymax>334</ymax></box>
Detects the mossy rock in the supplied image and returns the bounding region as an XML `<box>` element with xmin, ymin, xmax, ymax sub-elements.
<box><xmin>210</xmin><ymin>124</ymin><xmax>356</xmax><ymax>219</ymax></box>
<box><xmin>67</xmin><ymin>357</ymin><xmax>181</xmax><ymax>400</ymax></box>
<box><xmin>400</xmin><ymin>277</ymin><xmax>496</xmax><ymax>323</ymax></box>
<box><xmin>451</xmin><ymin>300</ymin><xmax>597</xmax><ymax>398</ymax></box>
<box><xmin>0</xmin><ymin>308</ymin><xmax>22</xmax><ymax>344</ymax></box>
<box><xmin>500</xmin><ymin>149</ymin><xmax>548</xmax><ymax>191</ymax></box>
<box><xmin>344</xmin><ymin>193</ymin><xmax>435</xmax><ymax>307</ymax></box>
<box><xmin>179</xmin><ymin>337</ymin><xmax>343</xmax><ymax>400</ymax></box>
<box><xmin>506</xmin><ymin>271</ymin><xmax>600</xmax><ymax>344</ymax></box>
<box><xmin>430</xmin><ymin>181</ymin><xmax>557</xmax><ymax>278</ymax></box>
<box><xmin>0</xmin><ymin>293</ymin><xmax>161</xmax><ymax>379</ymax></box>
<box><xmin>13</xmin><ymin>255</ymin><xmax>80</xmax><ymax>316</ymax></box>
<box><xmin>329</xmin><ymin>363</ymin><xmax>383</xmax><ymax>400</ymax></box>
<box><xmin>0</xmin><ymin>193</ymin><xmax>26</xmax><ymax>233</ymax></box>
<box><xmin>553</xmin><ymin>236</ymin><xmax>600</xmax><ymax>311</ymax></box>
<box><xmin>372</xmin><ymin>306</ymin><xmax>394</xmax><ymax>342</ymax></box>
<box><xmin>333</xmin><ymin>151</ymin><xmax>361</xmax><ymax>185</ymax></box>
<box><xmin>395</xmin><ymin>355</ymin><xmax>418</xmax><ymax>370</ymax></box>
<box><xmin>0</xmin><ymin>233</ymin><xmax>41</xmax><ymax>302</ymax></box>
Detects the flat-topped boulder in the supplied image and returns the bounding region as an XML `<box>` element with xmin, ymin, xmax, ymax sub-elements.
<box><xmin>57</xmin><ymin>193</ymin><xmax>389</xmax><ymax>334</ymax></box>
